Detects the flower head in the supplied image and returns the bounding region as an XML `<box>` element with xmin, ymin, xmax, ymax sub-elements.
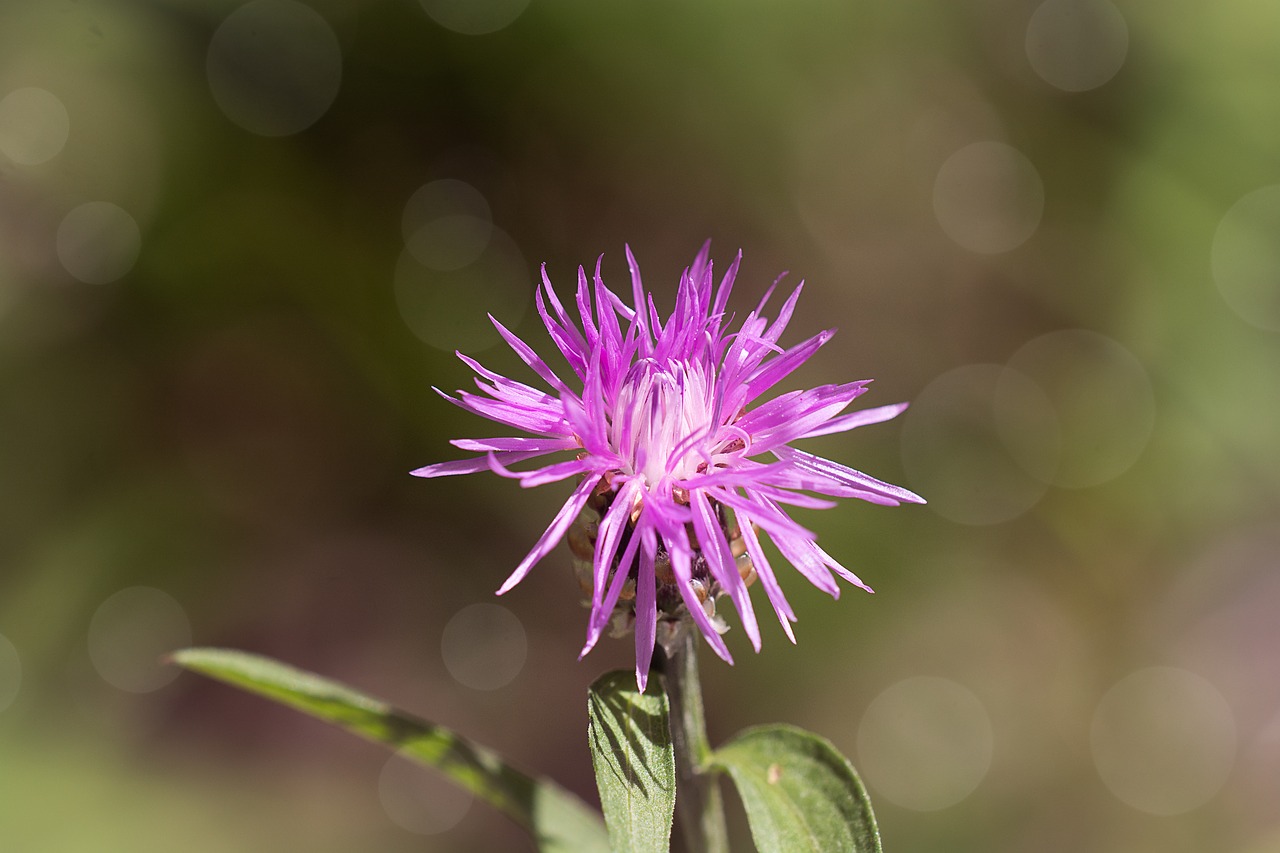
<box><xmin>414</xmin><ymin>244</ymin><xmax>924</xmax><ymax>690</ymax></box>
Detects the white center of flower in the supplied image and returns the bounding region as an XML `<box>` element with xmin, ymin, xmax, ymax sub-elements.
<box><xmin>611</xmin><ymin>358</ymin><xmax>717</xmax><ymax>484</ymax></box>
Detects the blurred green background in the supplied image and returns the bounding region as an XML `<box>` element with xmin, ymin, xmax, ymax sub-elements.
<box><xmin>3</xmin><ymin>0</ymin><xmax>1280</xmax><ymax>850</ymax></box>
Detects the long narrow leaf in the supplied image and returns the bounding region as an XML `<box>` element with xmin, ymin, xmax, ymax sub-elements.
<box><xmin>586</xmin><ymin>671</ymin><xmax>676</xmax><ymax>853</ymax></box>
<box><xmin>172</xmin><ymin>647</ymin><xmax>608</xmax><ymax>853</ymax></box>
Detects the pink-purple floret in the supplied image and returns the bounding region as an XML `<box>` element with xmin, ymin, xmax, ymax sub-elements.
<box><xmin>414</xmin><ymin>243</ymin><xmax>924</xmax><ymax>690</ymax></box>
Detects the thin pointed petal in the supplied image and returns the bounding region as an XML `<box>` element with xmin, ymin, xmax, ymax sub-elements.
<box><xmin>691</xmin><ymin>489</ymin><xmax>760</xmax><ymax>651</ymax></box>
<box><xmin>496</xmin><ymin>475</ymin><xmax>601</xmax><ymax>595</ymax></box>
<box><xmin>451</xmin><ymin>436</ymin><xmax>577</xmax><ymax>453</ymax></box>
<box><xmin>490</xmin><ymin>315</ymin><xmax>576</xmax><ymax>399</ymax></box>
<box><xmin>799</xmin><ymin>402</ymin><xmax>910</xmax><ymax>439</ymax></box>
<box><xmin>774</xmin><ymin>445</ymin><xmax>927</xmax><ymax>505</ymax></box>
<box><xmin>633</xmin><ymin>541</ymin><xmax>658</xmax><ymax>691</ymax></box>
<box><xmin>411</xmin><ymin>449</ymin><xmax>548</xmax><ymax>478</ymax></box>
<box><xmin>736</xmin><ymin>509</ymin><xmax>797</xmax><ymax>643</ymax></box>
<box><xmin>582</xmin><ymin>518</ymin><xmax>646</xmax><ymax>658</ymax></box>
<box><xmin>651</xmin><ymin>506</ymin><xmax>733</xmax><ymax>663</ymax></box>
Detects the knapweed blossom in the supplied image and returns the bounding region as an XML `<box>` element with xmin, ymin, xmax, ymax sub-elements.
<box><xmin>414</xmin><ymin>244</ymin><xmax>924</xmax><ymax>690</ymax></box>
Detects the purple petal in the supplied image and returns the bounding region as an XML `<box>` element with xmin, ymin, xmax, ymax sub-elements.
<box><xmin>565</xmin><ymin>350</ymin><xmax>614</xmax><ymax>460</ymax></box>
<box><xmin>575</xmin><ymin>266</ymin><xmax>599</xmax><ymax>351</ymax></box>
<box><xmin>689</xmin><ymin>240</ymin><xmax>712</xmax><ymax>291</ymax></box>
<box><xmin>773</xmin><ymin>446</ymin><xmax>926</xmax><ymax>505</ymax></box>
<box><xmin>810</xmin><ymin>539</ymin><xmax>874</xmax><ymax>594</ymax></box>
<box><xmin>411</xmin><ymin>449</ymin><xmax>548</xmax><ymax>478</ymax></box>
<box><xmin>761</xmin><ymin>281</ymin><xmax>804</xmax><ymax>346</ymax></box>
<box><xmin>593</xmin><ymin>258</ymin><xmax>625</xmax><ymax>357</ymax></box>
<box><xmin>496</xmin><ymin>474</ymin><xmax>601</xmax><ymax>595</ymax></box>
<box><xmin>535</xmin><ymin>284</ymin><xmax>587</xmax><ymax>381</ymax></box>
<box><xmin>768</xmin><ymin>526</ymin><xmax>840</xmax><ymax>597</ymax></box>
<box><xmin>633</xmin><ymin>533</ymin><xmax>658</xmax><ymax>692</ymax></box>
<box><xmin>681</xmin><ymin>460</ymin><xmax>791</xmax><ymax>492</ymax></box>
<box><xmin>537</xmin><ymin>266</ymin><xmax>589</xmax><ymax>378</ymax></box>
<box><xmin>455</xmin><ymin>354</ymin><xmax>561</xmax><ymax>410</ymax></box>
<box><xmin>734</xmin><ymin>483</ymin><xmax>839</xmax><ymax>511</ymax></box>
<box><xmin>444</xmin><ymin>388</ymin><xmax>571</xmax><ymax>436</ymax></box>
<box><xmin>490</xmin><ymin>316</ymin><xmax>576</xmax><ymax>399</ymax></box>
<box><xmin>739</xmin><ymin>329</ymin><xmax>834</xmax><ymax>406</ymax></box>
<box><xmin>646</xmin><ymin>292</ymin><xmax>664</xmax><ymax>340</ymax></box>
<box><xmin>486</xmin><ymin>454</ymin><xmax>594</xmax><ymax>488</ymax></box>
<box><xmin>582</xmin><ymin>513</ymin><xmax>647</xmax><ymax>658</ymax></box>
<box><xmin>451</xmin><ymin>436</ymin><xmax>577</xmax><ymax>453</ymax></box>
<box><xmin>799</xmin><ymin>402</ymin><xmax>909</xmax><ymax>439</ymax></box>
<box><xmin>752</xmin><ymin>274</ymin><xmax>781</xmax><ymax>316</ymax></box>
<box><xmin>624</xmin><ymin>246</ymin><xmax>653</xmax><ymax>360</ymax></box>
<box><xmin>736</xmin><ymin>382</ymin><xmax>872</xmax><ymax>451</ymax></box>
<box><xmin>539</xmin><ymin>264</ymin><xmax>579</xmax><ymax>333</ymax></box>
<box><xmin>691</xmin><ymin>489</ymin><xmax>760</xmax><ymax>652</ymax></box>
<box><xmin>649</xmin><ymin>502</ymin><xmax>734</xmax><ymax>663</ymax></box>
<box><xmin>591</xmin><ymin>478</ymin><xmax>640</xmax><ymax>615</ymax></box>
<box><xmin>705</xmin><ymin>487</ymin><xmax>818</xmax><ymax>541</ymax></box>
<box><xmin>709</xmin><ymin>251</ymin><xmax>741</xmax><ymax>335</ymax></box>
<box><xmin>734</xmin><ymin>508</ymin><xmax>797</xmax><ymax>643</ymax></box>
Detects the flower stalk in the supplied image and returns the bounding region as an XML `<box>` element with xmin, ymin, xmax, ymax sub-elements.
<box><xmin>658</xmin><ymin>624</ymin><xmax>729</xmax><ymax>853</ymax></box>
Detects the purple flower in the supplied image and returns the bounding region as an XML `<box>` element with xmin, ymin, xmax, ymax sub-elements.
<box><xmin>414</xmin><ymin>244</ymin><xmax>924</xmax><ymax>690</ymax></box>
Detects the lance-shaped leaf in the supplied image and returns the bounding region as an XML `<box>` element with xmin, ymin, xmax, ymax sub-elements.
<box><xmin>587</xmin><ymin>671</ymin><xmax>676</xmax><ymax>853</ymax></box>
<box><xmin>171</xmin><ymin>647</ymin><xmax>608</xmax><ymax>853</ymax></box>
<box><xmin>709</xmin><ymin>724</ymin><xmax>882</xmax><ymax>853</ymax></box>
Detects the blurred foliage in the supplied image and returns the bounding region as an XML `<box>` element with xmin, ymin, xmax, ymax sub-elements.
<box><xmin>2</xmin><ymin>0</ymin><xmax>1279</xmax><ymax>851</ymax></box>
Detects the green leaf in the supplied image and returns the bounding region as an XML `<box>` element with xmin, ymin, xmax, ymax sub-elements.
<box><xmin>586</xmin><ymin>671</ymin><xmax>676</xmax><ymax>853</ymax></box>
<box><xmin>709</xmin><ymin>725</ymin><xmax>882</xmax><ymax>853</ymax></box>
<box><xmin>171</xmin><ymin>647</ymin><xmax>608</xmax><ymax>853</ymax></box>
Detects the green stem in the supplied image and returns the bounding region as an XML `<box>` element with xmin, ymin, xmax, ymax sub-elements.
<box><xmin>658</xmin><ymin>627</ymin><xmax>729</xmax><ymax>853</ymax></box>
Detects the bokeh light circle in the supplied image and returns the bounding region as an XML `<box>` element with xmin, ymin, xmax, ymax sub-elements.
<box><xmin>1025</xmin><ymin>0</ymin><xmax>1129</xmax><ymax>92</ymax></box>
<box><xmin>901</xmin><ymin>363</ymin><xmax>1058</xmax><ymax>525</ymax></box>
<box><xmin>1004</xmin><ymin>329</ymin><xmax>1155</xmax><ymax>488</ymax></box>
<box><xmin>87</xmin><ymin>586</ymin><xmax>192</xmax><ymax>693</ymax></box>
<box><xmin>933</xmin><ymin>141</ymin><xmax>1044</xmax><ymax>254</ymax></box>
<box><xmin>401</xmin><ymin>179</ymin><xmax>494</xmax><ymax>271</ymax></box>
<box><xmin>1091</xmin><ymin>667</ymin><xmax>1237</xmax><ymax>815</ymax></box>
<box><xmin>394</xmin><ymin>223</ymin><xmax>530</xmax><ymax>352</ymax></box>
<box><xmin>207</xmin><ymin>0</ymin><xmax>343</xmax><ymax>137</ymax></box>
<box><xmin>1211</xmin><ymin>185</ymin><xmax>1280</xmax><ymax>332</ymax></box>
<box><xmin>419</xmin><ymin>0</ymin><xmax>531</xmax><ymax>36</ymax></box>
<box><xmin>440</xmin><ymin>603</ymin><xmax>527</xmax><ymax>691</ymax></box>
<box><xmin>406</xmin><ymin>215</ymin><xmax>495</xmax><ymax>272</ymax></box>
<box><xmin>0</xmin><ymin>87</ymin><xmax>70</xmax><ymax>165</ymax></box>
<box><xmin>857</xmin><ymin>676</ymin><xmax>994</xmax><ymax>811</ymax></box>
<box><xmin>56</xmin><ymin>201</ymin><xmax>142</xmax><ymax>284</ymax></box>
<box><xmin>378</xmin><ymin>750</ymin><xmax>473</xmax><ymax>834</ymax></box>
<box><xmin>1169</xmin><ymin>527</ymin><xmax>1280</xmax><ymax>734</ymax></box>
<box><xmin>0</xmin><ymin>634</ymin><xmax>20</xmax><ymax>713</ymax></box>
<box><xmin>402</xmin><ymin>179</ymin><xmax>492</xmax><ymax>241</ymax></box>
